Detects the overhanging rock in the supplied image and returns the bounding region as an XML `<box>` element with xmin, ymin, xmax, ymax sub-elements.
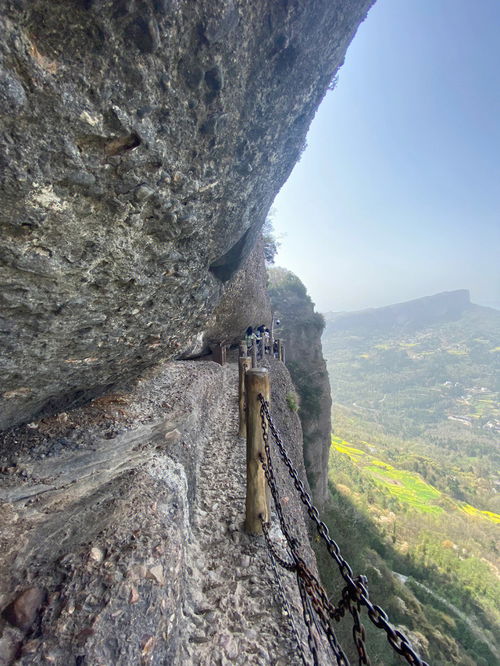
<box><xmin>0</xmin><ymin>0</ymin><xmax>373</xmax><ymax>430</ymax></box>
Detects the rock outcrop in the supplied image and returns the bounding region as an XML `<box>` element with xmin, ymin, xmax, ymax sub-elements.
<box><xmin>202</xmin><ymin>235</ymin><xmax>272</xmax><ymax>351</ymax></box>
<box><xmin>268</xmin><ymin>268</ymin><xmax>332</xmax><ymax>506</ymax></box>
<box><xmin>0</xmin><ymin>0</ymin><xmax>373</xmax><ymax>431</ymax></box>
<box><xmin>0</xmin><ymin>2</ymin><xmax>382</xmax><ymax>663</ymax></box>
<box><xmin>0</xmin><ymin>357</ymin><xmax>318</xmax><ymax>664</ymax></box>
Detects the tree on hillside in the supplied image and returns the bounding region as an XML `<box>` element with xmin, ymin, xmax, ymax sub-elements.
<box><xmin>262</xmin><ymin>210</ymin><xmax>280</xmax><ymax>265</ymax></box>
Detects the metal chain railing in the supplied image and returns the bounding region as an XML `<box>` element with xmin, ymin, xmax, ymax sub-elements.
<box><xmin>258</xmin><ymin>413</ymin><xmax>351</xmax><ymax>665</ymax></box>
<box><xmin>264</xmin><ymin>530</ymin><xmax>310</xmax><ymax>666</ymax></box>
<box><xmin>262</xmin><ymin>519</ymin><xmax>350</xmax><ymax>666</ymax></box>
<box><xmin>257</xmin><ymin>393</ymin><xmax>430</xmax><ymax>666</ymax></box>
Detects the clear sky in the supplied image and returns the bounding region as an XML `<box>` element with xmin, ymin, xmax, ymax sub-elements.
<box><xmin>272</xmin><ymin>0</ymin><xmax>500</xmax><ymax>313</ymax></box>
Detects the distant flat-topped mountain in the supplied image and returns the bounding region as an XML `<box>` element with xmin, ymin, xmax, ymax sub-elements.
<box><xmin>322</xmin><ymin>287</ymin><xmax>500</xmax><ymax>440</ymax></box>
<box><xmin>324</xmin><ymin>289</ymin><xmax>474</xmax><ymax>333</ymax></box>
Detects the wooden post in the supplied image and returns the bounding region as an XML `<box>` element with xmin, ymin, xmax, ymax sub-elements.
<box><xmin>259</xmin><ymin>337</ymin><xmax>265</xmax><ymax>360</ymax></box>
<box><xmin>213</xmin><ymin>343</ymin><xmax>226</xmax><ymax>365</ymax></box>
<box><xmin>238</xmin><ymin>357</ymin><xmax>252</xmax><ymax>437</ymax></box>
<box><xmin>281</xmin><ymin>342</ymin><xmax>286</xmax><ymax>364</ymax></box>
<box><xmin>278</xmin><ymin>339</ymin><xmax>283</xmax><ymax>362</ymax></box>
<box><xmin>251</xmin><ymin>339</ymin><xmax>257</xmax><ymax>368</ymax></box>
<box><xmin>239</xmin><ymin>340</ymin><xmax>247</xmax><ymax>357</ymax></box>
<box><xmin>245</xmin><ymin>368</ymin><xmax>271</xmax><ymax>534</ymax></box>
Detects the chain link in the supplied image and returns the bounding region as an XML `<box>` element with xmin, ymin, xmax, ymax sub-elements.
<box><xmin>264</xmin><ymin>529</ymin><xmax>310</xmax><ymax>666</ymax></box>
<box><xmin>258</xmin><ymin>394</ymin><xmax>430</xmax><ymax>666</ymax></box>
<box><xmin>258</xmin><ymin>405</ymin><xmax>350</xmax><ymax>665</ymax></box>
<box><xmin>297</xmin><ymin>573</ymin><xmax>321</xmax><ymax>665</ymax></box>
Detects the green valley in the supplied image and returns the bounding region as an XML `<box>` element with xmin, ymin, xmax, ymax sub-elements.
<box><xmin>316</xmin><ymin>291</ymin><xmax>500</xmax><ymax>665</ymax></box>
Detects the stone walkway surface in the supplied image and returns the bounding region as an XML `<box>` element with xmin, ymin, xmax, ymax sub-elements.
<box><xmin>182</xmin><ymin>363</ymin><xmax>304</xmax><ymax>665</ymax></box>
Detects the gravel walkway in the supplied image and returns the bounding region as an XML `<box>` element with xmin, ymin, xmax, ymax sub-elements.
<box><xmin>183</xmin><ymin>363</ymin><xmax>305</xmax><ymax>665</ymax></box>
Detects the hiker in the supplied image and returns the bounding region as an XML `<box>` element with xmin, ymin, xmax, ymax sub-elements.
<box><xmin>254</xmin><ymin>327</ymin><xmax>263</xmax><ymax>360</ymax></box>
<box><xmin>264</xmin><ymin>328</ymin><xmax>271</xmax><ymax>355</ymax></box>
<box><xmin>245</xmin><ymin>326</ymin><xmax>253</xmax><ymax>353</ymax></box>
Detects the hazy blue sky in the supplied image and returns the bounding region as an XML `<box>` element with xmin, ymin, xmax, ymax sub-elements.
<box><xmin>272</xmin><ymin>0</ymin><xmax>500</xmax><ymax>313</ymax></box>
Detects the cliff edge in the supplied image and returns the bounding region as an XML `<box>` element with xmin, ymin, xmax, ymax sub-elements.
<box><xmin>0</xmin><ymin>357</ymin><xmax>317</xmax><ymax>664</ymax></box>
<box><xmin>268</xmin><ymin>268</ymin><xmax>332</xmax><ymax>506</ymax></box>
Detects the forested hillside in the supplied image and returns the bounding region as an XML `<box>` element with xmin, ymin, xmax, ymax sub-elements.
<box><xmin>318</xmin><ymin>292</ymin><xmax>499</xmax><ymax>665</ymax></box>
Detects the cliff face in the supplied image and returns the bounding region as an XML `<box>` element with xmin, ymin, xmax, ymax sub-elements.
<box><xmin>202</xmin><ymin>235</ymin><xmax>272</xmax><ymax>351</ymax></box>
<box><xmin>0</xmin><ymin>2</ymin><xmax>378</xmax><ymax>661</ymax></box>
<box><xmin>268</xmin><ymin>268</ymin><xmax>332</xmax><ymax>506</ymax></box>
<box><xmin>0</xmin><ymin>0</ymin><xmax>373</xmax><ymax>431</ymax></box>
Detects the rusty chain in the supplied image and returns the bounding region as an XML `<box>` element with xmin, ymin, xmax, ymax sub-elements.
<box><xmin>263</xmin><ymin>524</ymin><xmax>310</xmax><ymax>666</ymax></box>
<box><xmin>263</xmin><ymin>516</ymin><xmax>350</xmax><ymax>666</ymax></box>
<box><xmin>297</xmin><ymin>573</ymin><xmax>321</xmax><ymax>665</ymax></box>
<box><xmin>258</xmin><ymin>408</ymin><xmax>350</xmax><ymax>665</ymax></box>
<box><xmin>258</xmin><ymin>394</ymin><xmax>430</xmax><ymax>666</ymax></box>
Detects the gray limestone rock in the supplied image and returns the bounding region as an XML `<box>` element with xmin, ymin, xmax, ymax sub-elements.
<box><xmin>202</xmin><ymin>234</ymin><xmax>272</xmax><ymax>351</ymax></box>
<box><xmin>2</xmin><ymin>587</ymin><xmax>45</xmax><ymax>631</ymax></box>
<box><xmin>0</xmin><ymin>0</ymin><xmax>373</xmax><ymax>431</ymax></box>
<box><xmin>0</xmin><ymin>70</ymin><xmax>27</xmax><ymax>115</ymax></box>
<box><xmin>0</xmin><ymin>359</ymin><xmax>318</xmax><ymax>664</ymax></box>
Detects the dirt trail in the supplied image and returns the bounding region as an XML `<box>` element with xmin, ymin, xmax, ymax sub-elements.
<box><xmin>183</xmin><ymin>363</ymin><xmax>303</xmax><ymax>665</ymax></box>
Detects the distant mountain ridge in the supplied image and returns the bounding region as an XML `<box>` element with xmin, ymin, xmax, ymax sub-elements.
<box><xmin>324</xmin><ymin>289</ymin><xmax>474</xmax><ymax>333</ymax></box>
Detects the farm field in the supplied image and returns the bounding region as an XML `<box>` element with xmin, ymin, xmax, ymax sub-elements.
<box><xmin>332</xmin><ymin>436</ymin><xmax>500</xmax><ymax>523</ymax></box>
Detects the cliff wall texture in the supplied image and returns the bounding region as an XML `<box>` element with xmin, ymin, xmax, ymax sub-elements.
<box><xmin>0</xmin><ymin>2</ymin><xmax>376</xmax><ymax>661</ymax></box>
<box><xmin>0</xmin><ymin>0</ymin><xmax>373</xmax><ymax>431</ymax></box>
<box><xmin>268</xmin><ymin>268</ymin><xmax>332</xmax><ymax>507</ymax></box>
<box><xmin>202</xmin><ymin>235</ymin><xmax>272</xmax><ymax>351</ymax></box>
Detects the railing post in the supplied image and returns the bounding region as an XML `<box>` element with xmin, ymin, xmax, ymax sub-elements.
<box><xmin>238</xmin><ymin>356</ymin><xmax>252</xmax><ymax>437</ymax></box>
<box><xmin>245</xmin><ymin>368</ymin><xmax>270</xmax><ymax>534</ymax></box>
<box><xmin>251</xmin><ymin>339</ymin><xmax>257</xmax><ymax>368</ymax></box>
<box><xmin>213</xmin><ymin>343</ymin><xmax>226</xmax><ymax>365</ymax></box>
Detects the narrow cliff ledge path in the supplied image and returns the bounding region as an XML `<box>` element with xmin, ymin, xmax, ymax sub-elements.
<box><xmin>0</xmin><ymin>359</ymin><xmax>312</xmax><ymax>665</ymax></box>
<box><xmin>185</xmin><ymin>362</ymin><xmax>301</xmax><ymax>665</ymax></box>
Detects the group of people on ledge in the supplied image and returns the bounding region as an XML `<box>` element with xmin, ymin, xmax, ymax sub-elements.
<box><xmin>244</xmin><ymin>323</ymin><xmax>280</xmax><ymax>359</ymax></box>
